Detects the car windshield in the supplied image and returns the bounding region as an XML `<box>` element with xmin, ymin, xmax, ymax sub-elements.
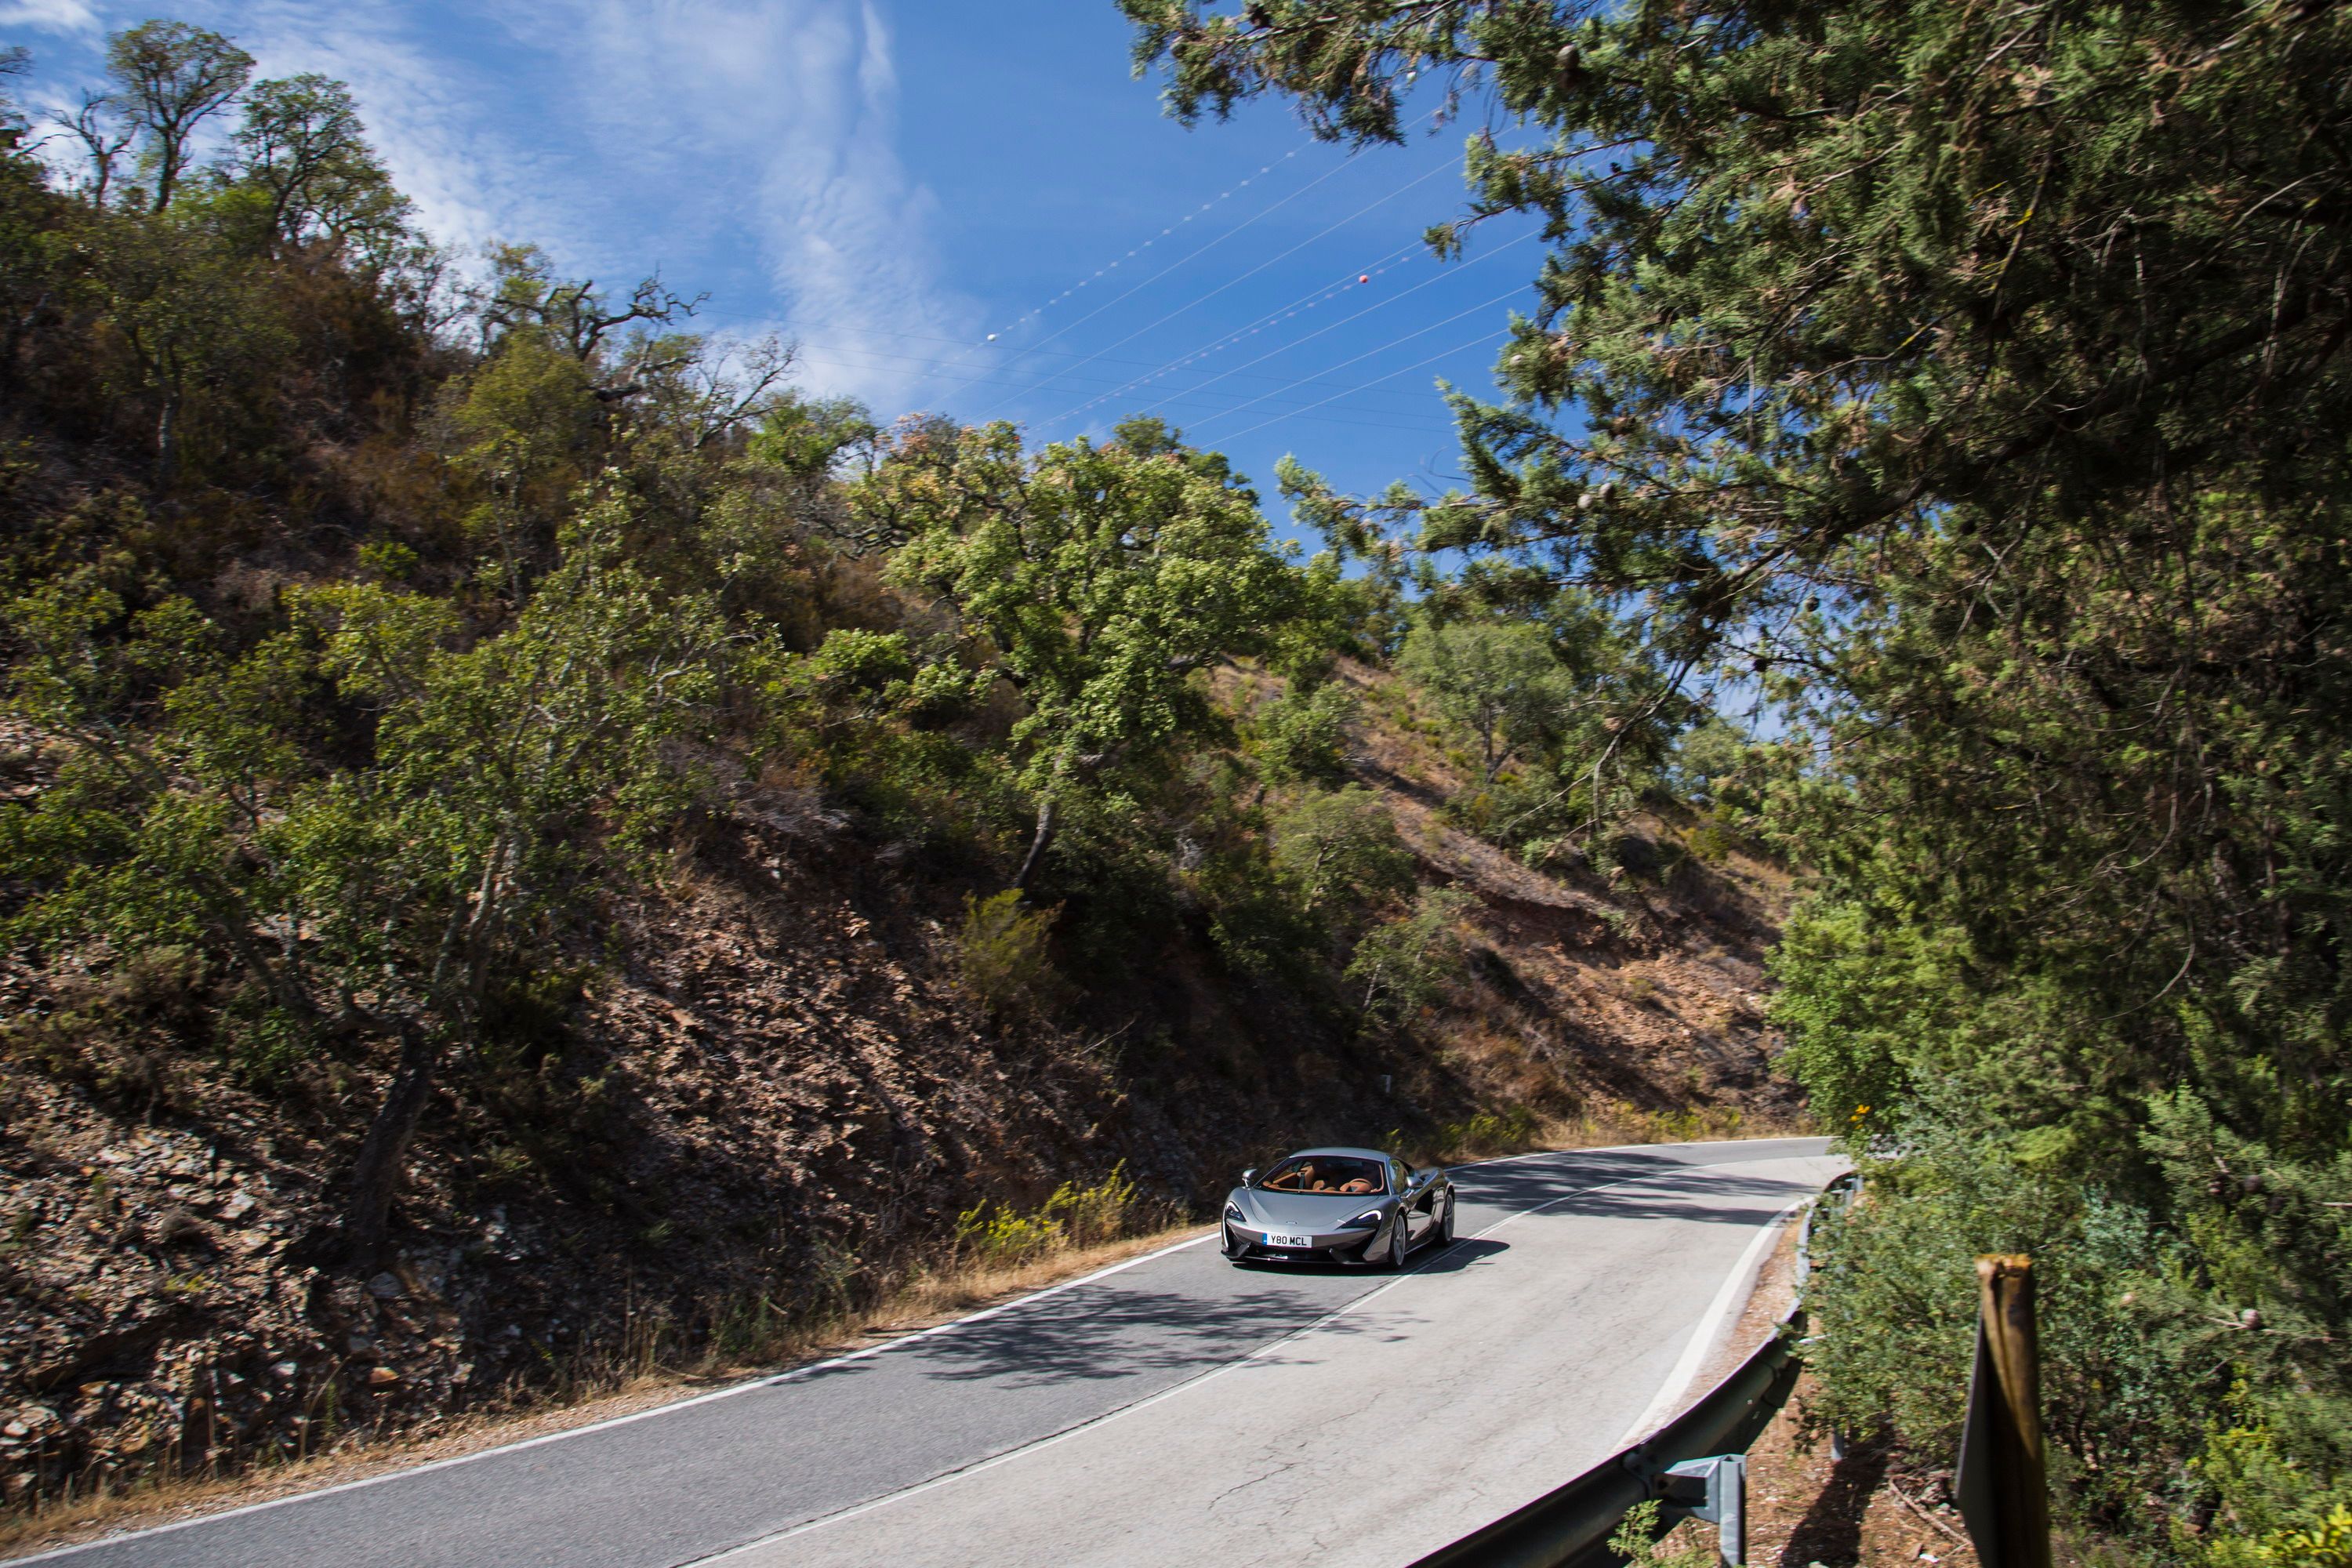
<box><xmin>1256</xmin><ymin>1156</ymin><xmax>1386</xmax><ymax>1195</ymax></box>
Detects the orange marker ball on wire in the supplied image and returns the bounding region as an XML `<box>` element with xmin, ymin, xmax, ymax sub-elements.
<box><xmin>1358</xmin><ymin>274</ymin><xmax>1370</xmax><ymax>283</ymax></box>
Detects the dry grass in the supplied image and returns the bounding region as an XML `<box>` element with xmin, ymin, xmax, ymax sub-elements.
<box><xmin>0</xmin><ymin>1219</ymin><xmax>1211</xmax><ymax>1561</ymax></box>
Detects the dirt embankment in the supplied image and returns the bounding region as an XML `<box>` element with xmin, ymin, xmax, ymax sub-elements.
<box><xmin>0</xmin><ymin>664</ymin><xmax>1807</xmax><ymax>1513</ymax></box>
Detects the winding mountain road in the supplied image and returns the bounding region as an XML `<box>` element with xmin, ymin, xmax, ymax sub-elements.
<box><xmin>26</xmin><ymin>1137</ymin><xmax>1840</xmax><ymax>1568</ymax></box>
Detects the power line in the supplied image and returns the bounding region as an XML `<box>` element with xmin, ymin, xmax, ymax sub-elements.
<box><xmin>686</xmin><ymin>306</ymin><xmax>1439</xmax><ymax>405</ymax></box>
<box><xmin>980</xmin><ymin>143</ymin><xmax>1313</xmax><ymax>345</ymax></box>
<box><xmin>1177</xmin><ymin>281</ymin><xmax>1533</xmax><ymax>438</ymax></box>
<box><xmin>1218</xmin><ymin>326</ymin><xmax>1515</xmax><ymax>445</ymax></box>
<box><xmin>1098</xmin><ymin>228</ymin><xmax>1535</xmax><ymax>430</ymax></box>
<box><xmin>973</xmin><ymin>154</ymin><xmax>1459</xmax><ymax>423</ymax></box>
<box><xmin>1029</xmin><ymin>236</ymin><xmax>1426</xmax><ymax>430</ymax></box>
<box><xmin>797</xmin><ymin>342</ymin><xmax>1456</xmax><ymax>436</ymax></box>
<box><xmin>902</xmin><ymin>139</ymin><xmax>1323</xmax><ymax>394</ymax></box>
<box><xmin>773</xmin><ymin>332</ymin><xmax>1450</xmax><ymax>412</ymax></box>
<box><xmin>936</xmin><ymin>145</ymin><xmax>1363</xmax><ymax>412</ymax></box>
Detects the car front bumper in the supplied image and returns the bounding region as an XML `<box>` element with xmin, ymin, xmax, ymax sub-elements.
<box><xmin>1225</xmin><ymin>1222</ymin><xmax>1384</xmax><ymax>1265</ymax></box>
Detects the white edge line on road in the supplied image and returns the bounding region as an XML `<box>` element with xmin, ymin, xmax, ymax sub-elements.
<box><xmin>1611</xmin><ymin>1189</ymin><xmax>1812</xmax><ymax>1450</ymax></box>
<box><xmin>10</xmin><ymin>1230</ymin><xmax>1222</xmax><ymax>1566</ymax></box>
<box><xmin>15</xmin><ymin>1137</ymin><xmax>1835</xmax><ymax>1565</ymax></box>
<box><xmin>697</xmin><ymin>1157</ymin><xmax>1822</xmax><ymax>1563</ymax></box>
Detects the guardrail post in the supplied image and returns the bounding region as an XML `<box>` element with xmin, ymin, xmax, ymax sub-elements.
<box><xmin>1956</xmin><ymin>1254</ymin><xmax>2052</xmax><ymax>1568</ymax></box>
<box><xmin>1663</xmin><ymin>1454</ymin><xmax>1746</xmax><ymax>1566</ymax></box>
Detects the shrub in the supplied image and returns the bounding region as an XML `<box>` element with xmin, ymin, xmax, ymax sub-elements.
<box><xmin>1270</xmin><ymin>786</ymin><xmax>1415</xmax><ymax>923</ymax></box>
<box><xmin>1251</xmin><ymin>681</ymin><xmax>1357</xmax><ymax>787</ymax></box>
<box><xmin>953</xmin><ymin>1164</ymin><xmax>1141</xmax><ymax>1267</ymax></box>
<box><xmin>1436</xmin><ymin>1108</ymin><xmax>1539</xmax><ymax>1158</ymax></box>
<box><xmin>1345</xmin><ymin>886</ymin><xmax>1477</xmax><ymax>1022</ymax></box>
<box><xmin>955</xmin><ymin>888</ymin><xmax>1058</xmax><ymax>1014</ymax></box>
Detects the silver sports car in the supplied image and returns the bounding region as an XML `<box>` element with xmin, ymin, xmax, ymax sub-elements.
<box><xmin>1219</xmin><ymin>1145</ymin><xmax>1456</xmax><ymax>1267</ymax></box>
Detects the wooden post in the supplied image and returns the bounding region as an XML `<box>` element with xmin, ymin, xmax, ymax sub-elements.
<box><xmin>1958</xmin><ymin>1254</ymin><xmax>2053</xmax><ymax>1568</ymax></box>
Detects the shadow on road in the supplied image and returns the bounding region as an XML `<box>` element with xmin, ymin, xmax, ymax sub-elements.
<box><xmin>1227</xmin><ymin>1236</ymin><xmax>1511</xmax><ymax>1279</ymax></box>
<box><xmin>1461</xmin><ymin>1156</ymin><xmax>1818</xmax><ymax>1230</ymax></box>
<box><xmin>789</xmin><ymin>1147</ymin><xmax>1824</xmax><ymax>1396</ymax></box>
<box><xmin>791</xmin><ymin>1275</ymin><xmax>1374</xmax><ymax>1390</ymax></box>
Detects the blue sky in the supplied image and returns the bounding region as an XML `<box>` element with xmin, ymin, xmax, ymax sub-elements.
<box><xmin>4</xmin><ymin>0</ymin><xmax>1555</xmax><ymax>517</ymax></box>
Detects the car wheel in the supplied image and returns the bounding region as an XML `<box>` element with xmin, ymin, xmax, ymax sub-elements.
<box><xmin>1388</xmin><ymin>1211</ymin><xmax>1413</xmax><ymax>1270</ymax></box>
<box><xmin>1438</xmin><ymin>1193</ymin><xmax>1456</xmax><ymax>1247</ymax></box>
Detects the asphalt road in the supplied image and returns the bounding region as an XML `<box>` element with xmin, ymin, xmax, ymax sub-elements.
<box><xmin>28</xmin><ymin>1137</ymin><xmax>1839</xmax><ymax>1568</ymax></box>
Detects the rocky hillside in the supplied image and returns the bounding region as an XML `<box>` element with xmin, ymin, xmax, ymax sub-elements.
<box><xmin>0</xmin><ymin>665</ymin><xmax>1800</xmax><ymax>1510</ymax></box>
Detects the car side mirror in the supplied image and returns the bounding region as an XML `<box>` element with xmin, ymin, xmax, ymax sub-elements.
<box><xmin>1240</xmin><ymin>1168</ymin><xmax>1257</xmax><ymax>1188</ymax></box>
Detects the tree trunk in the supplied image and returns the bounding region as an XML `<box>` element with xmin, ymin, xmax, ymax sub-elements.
<box><xmin>342</xmin><ymin>1023</ymin><xmax>438</xmax><ymax>1270</ymax></box>
<box><xmin>1012</xmin><ymin>796</ymin><xmax>1059</xmax><ymax>896</ymax></box>
<box><xmin>155</xmin><ymin>388</ymin><xmax>180</xmax><ymax>485</ymax></box>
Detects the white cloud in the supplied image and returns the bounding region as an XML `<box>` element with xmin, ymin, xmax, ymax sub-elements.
<box><xmin>0</xmin><ymin>0</ymin><xmax>100</xmax><ymax>34</ymax></box>
<box><xmin>532</xmin><ymin>0</ymin><xmax>973</xmax><ymax>408</ymax></box>
<box><xmin>42</xmin><ymin>0</ymin><xmax>969</xmax><ymax>412</ymax></box>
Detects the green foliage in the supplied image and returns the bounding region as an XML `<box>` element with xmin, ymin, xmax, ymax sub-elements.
<box><xmin>1397</xmin><ymin>615</ymin><xmax>1570</xmax><ymax>787</ymax></box>
<box><xmin>1127</xmin><ymin>2</ymin><xmax>2352</xmax><ymax>1555</ymax></box>
<box><xmin>953</xmin><ymin>1163</ymin><xmax>1142</xmax><ymax>1266</ymax></box>
<box><xmin>1269</xmin><ymin>786</ymin><xmax>1414</xmax><ymax>922</ymax></box>
<box><xmin>1604</xmin><ymin>1501</ymin><xmax>1715</xmax><ymax>1568</ymax></box>
<box><xmin>1345</xmin><ymin>887</ymin><xmax>1476</xmax><ymax>1023</ymax></box>
<box><xmin>1434</xmin><ymin>1108</ymin><xmax>1539</xmax><ymax>1159</ymax></box>
<box><xmin>956</xmin><ymin>889</ymin><xmax>1060</xmax><ymax>1016</ymax></box>
<box><xmin>102</xmin><ymin>20</ymin><xmax>252</xmax><ymax>209</ymax></box>
<box><xmin>877</xmin><ymin>420</ymin><xmax>1324</xmax><ymax>803</ymax></box>
<box><xmin>1249</xmin><ymin>680</ymin><xmax>1356</xmax><ymax>788</ymax></box>
<box><xmin>230</xmin><ymin>73</ymin><xmax>412</xmax><ymax>262</ymax></box>
<box><xmin>65</xmin><ymin>192</ymin><xmax>293</xmax><ymax>479</ymax></box>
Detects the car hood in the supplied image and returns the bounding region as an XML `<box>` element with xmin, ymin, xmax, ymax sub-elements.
<box><xmin>1229</xmin><ymin>1189</ymin><xmax>1388</xmax><ymax>1227</ymax></box>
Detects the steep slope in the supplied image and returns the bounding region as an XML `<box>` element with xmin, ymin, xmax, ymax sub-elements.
<box><xmin>0</xmin><ymin>656</ymin><xmax>1802</xmax><ymax>1511</ymax></box>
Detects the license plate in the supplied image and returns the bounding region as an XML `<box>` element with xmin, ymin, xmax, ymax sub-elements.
<box><xmin>1266</xmin><ymin>1232</ymin><xmax>1313</xmax><ymax>1249</ymax></box>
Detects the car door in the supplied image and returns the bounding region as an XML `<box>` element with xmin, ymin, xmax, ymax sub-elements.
<box><xmin>1389</xmin><ymin>1158</ymin><xmax>1425</xmax><ymax>1240</ymax></box>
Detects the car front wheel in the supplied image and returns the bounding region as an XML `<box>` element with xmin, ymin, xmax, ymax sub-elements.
<box><xmin>1388</xmin><ymin>1213</ymin><xmax>1413</xmax><ymax>1270</ymax></box>
<box><xmin>1438</xmin><ymin>1193</ymin><xmax>1456</xmax><ymax>1246</ymax></box>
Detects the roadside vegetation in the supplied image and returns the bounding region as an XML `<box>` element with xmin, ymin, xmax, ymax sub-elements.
<box><xmin>1127</xmin><ymin>0</ymin><xmax>2352</xmax><ymax>1560</ymax></box>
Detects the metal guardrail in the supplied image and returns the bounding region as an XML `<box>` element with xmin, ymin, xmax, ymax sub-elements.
<box><xmin>1409</xmin><ymin>1171</ymin><xmax>1860</xmax><ymax>1568</ymax></box>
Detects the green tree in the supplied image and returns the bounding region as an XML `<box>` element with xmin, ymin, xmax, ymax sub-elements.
<box><xmin>68</xmin><ymin>193</ymin><xmax>289</xmax><ymax>480</ymax></box>
<box><xmin>1125</xmin><ymin>2</ymin><xmax>2352</xmax><ymax>1549</ymax></box>
<box><xmin>0</xmin><ymin>45</ymin><xmax>27</xmax><ymax>148</ymax></box>
<box><xmin>2</xmin><ymin>510</ymin><xmax>730</xmax><ymax>1264</ymax></box>
<box><xmin>472</xmin><ymin>241</ymin><xmax>704</xmax><ymax>368</ymax></box>
<box><xmin>1345</xmin><ymin>887</ymin><xmax>1476</xmax><ymax>1022</ymax></box>
<box><xmin>1269</xmin><ymin>785</ymin><xmax>1414</xmax><ymax>921</ymax></box>
<box><xmin>1250</xmin><ymin>679</ymin><xmax>1358</xmax><ymax>789</ymax></box>
<box><xmin>873</xmin><ymin>416</ymin><xmax>1331</xmax><ymax>893</ymax></box>
<box><xmin>103</xmin><ymin>20</ymin><xmax>253</xmax><ymax>210</ymax></box>
<box><xmin>228</xmin><ymin>73</ymin><xmax>412</xmax><ymax>262</ymax></box>
<box><xmin>1397</xmin><ymin>615</ymin><xmax>1570</xmax><ymax>786</ymax></box>
<box><xmin>1125</xmin><ymin>0</ymin><xmax>2351</xmax><ymax>669</ymax></box>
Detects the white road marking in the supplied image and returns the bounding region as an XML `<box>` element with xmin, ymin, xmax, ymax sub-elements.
<box><xmin>18</xmin><ymin>1140</ymin><xmax>1827</xmax><ymax>1566</ymax></box>
<box><xmin>12</xmin><ymin>1230</ymin><xmax>1221</xmax><ymax>1566</ymax></box>
<box><xmin>1612</xmin><ymin>1193</ymin><xmax>1807</xmax><ymax>1447</ymax></box>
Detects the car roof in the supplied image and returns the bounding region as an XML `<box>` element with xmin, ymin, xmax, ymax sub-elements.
<box><xmin>1280</xmin><ymin>1146</ymin><xmax>1392</xmax><ymax>1162</ymax></box>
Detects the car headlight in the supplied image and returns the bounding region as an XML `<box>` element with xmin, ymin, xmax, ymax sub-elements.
<box><xmin>1224</xmin><ymin>1203</ymin><xmax>1246</xmax><ymax>1225</ymax></box>
<box><xmin>1344</xmin><ymin>1209</ymin><xmax>1385</xmax><ymax>1230</ymax></box>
